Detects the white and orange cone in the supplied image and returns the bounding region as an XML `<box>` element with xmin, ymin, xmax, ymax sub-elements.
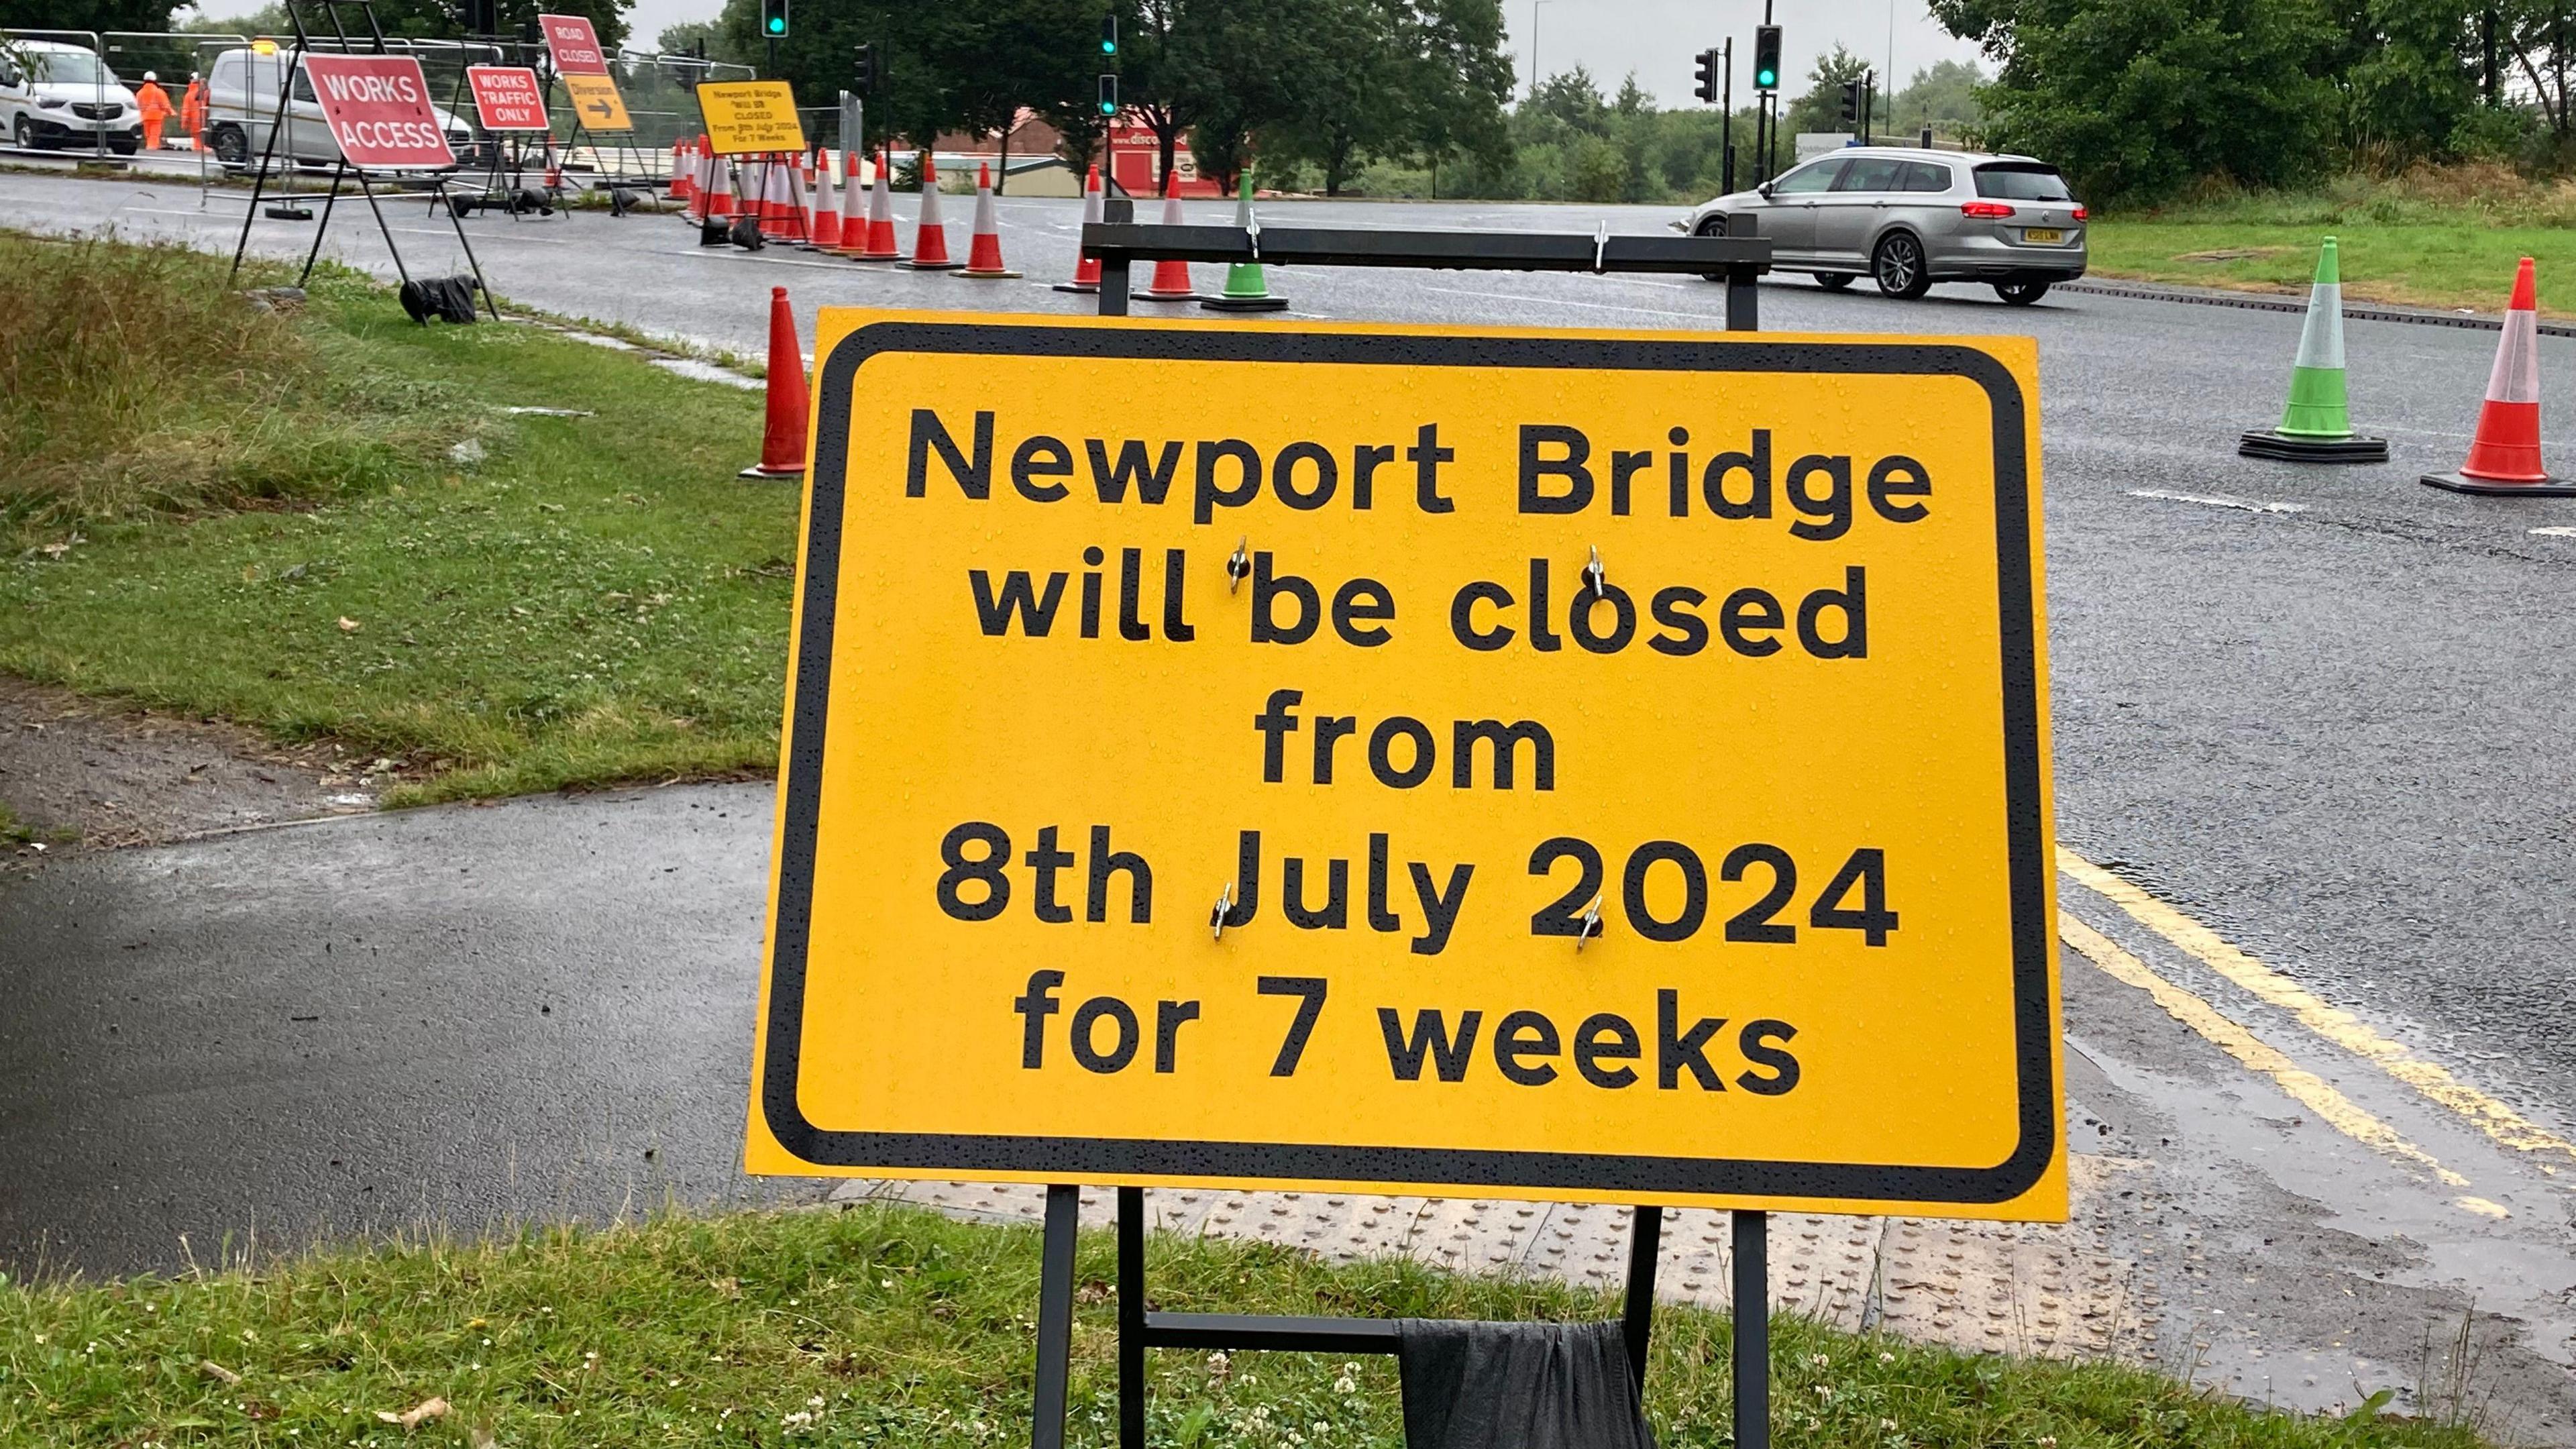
<box><xmin>704</xmin><ymin>152</ymin><xmax>737</xmax><ymax>222</ymax></box>
<box><xmin>2424</xmin><ymin>258</ymin><xmax>2576</xmax><ymax>495</ymax></box>
<box><xmin>1054</xmin><ymin>163</ymin><xmax>1106</xmax><ymax>294</ymax></box>
<box><xmin>809</xmin><ymin>162</ymin><xmax>841</xmax><ymax>251</ymax></box>
<box><xmin>955</xmin><ymin>163</ymin><xmax>1020</xmax><ymax>278</ymax></box>
<box><xmin>903</xmin><ymin>151</ymin><xmax>960</xmax><ymax>270</ymax></box>
<box><xmin>832</xmin><ymin>145</ymin><xmax>867</xmax><ymax>254</ymax></box>
<box><xmin>670</xmin><ymin>138</ymin><xmax>694</xmax><ymax>206</ymax></box>
<box><xmin>1136</xmin><ymin>179</ymin><xmax>1196</xmax><ymax>301</ymax></box>
<box><xmin>858</xmin><ymin>149</ymin><xmax>902</xmax><ymax>260</ymax></box>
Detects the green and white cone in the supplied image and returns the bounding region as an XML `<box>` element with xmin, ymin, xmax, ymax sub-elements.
<box><xmin>2239</xmin><ymin>236</ymin><xmax>2387</xmax><ymax>462</ymax></box>
<box><xmin>1200</xmin><ymin>176</ymin><xmax>1289</xmax><ymax>312</ymax></box>
<box><xmin>2277</xmin><ymin>238</ymin><xmax>2351</xmax><ymax>437</ymax></box>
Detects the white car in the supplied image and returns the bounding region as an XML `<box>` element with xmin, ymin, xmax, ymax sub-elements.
<box><xmin>0</xmin><ymin>40</ymin><xmax>142</xmax><ymax>154</ymax></box>
<box><xmin>202</xmin><ymin>46</ymin><xmax>478</xmax><ymax>171</ymax></box>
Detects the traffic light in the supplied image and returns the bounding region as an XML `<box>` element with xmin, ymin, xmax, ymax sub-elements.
<box><xmin>761</xmin><ymin>0</ymin><xmax>788</xmax><ymax>37</ymax></box>
<box><xmin>1693</xmin><ymin>48</ymin><xmax>1717</xmax><ymax>105</ymax></box>
<box><xmin>854</xmin><ymin>43</ymin><xmax>875</xmax><ymax>91</ymax></box>
<box><xmin>1838</xmin><ymin>78</ymin><xmax>1862</xmax><ymax>127</ymax></box>
<box><xmin>1097</xmin><ymin>72</ymin><xmax>1118</xmax><ymax>117</ymax></box>
<box><xmin>1752</xmin><ymin>25</ymin><xmax>1781</xmax><ymax>91</ymax></box>
<box><xmin>1101</xmin><ymin>14</ymin><xmax>1118</xmax><ymax>56</ymax></box>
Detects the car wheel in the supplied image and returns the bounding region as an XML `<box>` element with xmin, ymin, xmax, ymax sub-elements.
<box><xmin>1695</xmin><ymin>215</ymin><xmax>1733</xmax><ymax>281</ymax></box>
<box><xmin>13</xmin><ymin>115</ymin><xmax>46</xmax><ymax>151</ymax></box>
<box><xmin>1872</xmin><ymin>232</ymin><xmax>1931</xmax><ymax>299</ymax></box>
<box><xmin>210</xmin><ymin>125</ymin><xmax>249</xmax><ymax>168</ymax></box>
<box><xmin>1815</xmin><ymin>273</ymin><xmax>1854</xmax><ymax>291</ymax></box>
<box><xmin>1994</xmin><ymin>279</ymin><xmax>2050</xmax><ymax>306</ymax></box>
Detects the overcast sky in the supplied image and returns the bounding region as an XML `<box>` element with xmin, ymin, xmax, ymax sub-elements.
<box><xmin>618</xmin><ymin>0</ymin><xmax>1982</xmax><ymax>108</ymax></box>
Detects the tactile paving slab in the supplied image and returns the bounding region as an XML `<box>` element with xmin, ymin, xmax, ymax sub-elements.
<box><xmin>829</xmin><ymin>1154</ymin><xmax>2150</xmax><ymax>1359</ymax></box>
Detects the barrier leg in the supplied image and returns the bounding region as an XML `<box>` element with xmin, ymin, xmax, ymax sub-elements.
<box><xmin>1621</xmin><ymin>1205</ymin><xmax>1662</xmax><ymax>1390</ymax></box>
<box><xmin>1031</xmin><ymin>1184</ymin><xmax>1079</xmax><ymax>1449</ymax></box>
<box><xmin>1732</xmin><ymin>1210</ymin><xmax>1768</xmax><ymax>1449</ymax></box>
<box><xmin>1119</xmin><ymin>1187</ymin><xmax>1146</xmax><ymax>1449</ymax></box>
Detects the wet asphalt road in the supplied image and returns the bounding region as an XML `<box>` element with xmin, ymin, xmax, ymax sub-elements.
<box><xmin>4</xmin><ymin>171</ymin><xmax>2576</xmax><ymax>1412</ymax></box>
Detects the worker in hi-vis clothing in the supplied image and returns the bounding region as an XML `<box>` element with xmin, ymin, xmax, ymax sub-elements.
<box><xmin>180</xmin><ymin>72</ymin><xmax>206</xmax><ymax>148</ymax></box>
<box><xmin>135</xmin><ymin>71</ymin><xmax>173</xmax><ymax>150</ymax></box>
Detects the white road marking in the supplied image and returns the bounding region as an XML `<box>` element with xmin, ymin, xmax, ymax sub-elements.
<box><xmin>2127</xmin><ymin>488</ymin><xmax>2308</xmax><ymax>514</ymax></box>
<box><xmin>2531</xmin><ymin>527</ymin><xmax>2576</xmax><ymax>537</ymax></box>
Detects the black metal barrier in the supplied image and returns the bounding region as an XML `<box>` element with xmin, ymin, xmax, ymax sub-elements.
<box><xmin>1023</xmin><ymin>211</ymin><xmax>1777</xmax><ymax>1449</ymax></box>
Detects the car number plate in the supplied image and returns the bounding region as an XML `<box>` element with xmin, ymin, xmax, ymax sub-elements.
<box><xmin>2023</xmin><ymin>227</ymin><xmax>2063</xmax><ymax>244</ymax></box>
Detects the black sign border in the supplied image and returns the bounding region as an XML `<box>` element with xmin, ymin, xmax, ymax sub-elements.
<box><xmin>760</xmin><ymin>320</ymin><xmax>2053</xmax><ymax>1205</ymax></box>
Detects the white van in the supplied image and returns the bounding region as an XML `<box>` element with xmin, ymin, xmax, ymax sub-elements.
<box><xmin>0</xmin><ymin>39</ymin><xmax>142</xmax><ymax>153</ymax></box>
<box><xmin>202</xmin><ymin>46</ymin><xmax>477</xmax><ymax>170</ymax></box>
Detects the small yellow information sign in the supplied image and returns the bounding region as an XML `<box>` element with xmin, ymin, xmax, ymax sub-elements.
<box><xmin>560</xmin><ymin>72</ymin><xmax>630</xmax><ymax>133</ymax></box>
<box><xmin>746</xmin><ymin>311</ymin><xmax>2064</xmax><ymax>1221</ymax></box>
<box><xmin>696</xmin><ymin>79</ymin><xmax>805</xmax><ymax>155</ymax></box>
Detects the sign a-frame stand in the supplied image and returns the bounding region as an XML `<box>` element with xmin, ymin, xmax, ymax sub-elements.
<box><xmin>224</xmin><ymin>0</ymin><xmax>496</xmax><ymax>319</ymax></box>
<box><xmin>1026</xmin><ymin>208</ymin><xmax>1776</xmax><ymax>1449</ymax></box>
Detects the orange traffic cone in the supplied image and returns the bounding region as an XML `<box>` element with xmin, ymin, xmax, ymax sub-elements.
<box><xmin>810</xmin><ymin>162</ymin><xmax>842</xmax><ymax>252</ymax></box>
<box><xmin>769</xmin><ymin>157</ymin><xmax>807</xmax><ymax>241</ymax></box>
<box><xmin>1138</xmin><ymin>179</ymin><xmax>1195</xmax><ymax>302</ymax></box>
<box><xmin>704</xmin><ymin>153</ymin><xmax>736</xmax><ymax>221</ymax></box>
<box><xmin>956</xmin><ymin>163</ymin><xmax>1020</xmax><ymax>278</ymax></box>
<box><xmin>741</xmin><ymin>286</ymin><xmax>810</xmax><ymax>482</ymax></box>
<box><xmin>904</xmin><ymin>151</ymin><xmax>960</xmax><ymax>270</ymax></box>
<box><xmin>2424</xmin><ymin>258</ymin><xmax>2576</xmax><ymax>495</ymax></box>
<box><xmin>831</xmin><ymin>145</ymin><xmax>866</xmax><ymax>254</ymax></box>
<box><xmin>671</xmin><ymin>138</ymin><xmax>694</xmax><ymax>206</ymax></box>
<box><xmin>858</xmin><ymin>150</ymin><xmax>902</xmax><ymax>260</ymax></box>
<box><xmin>1054</xmin><ymin>163</ymin><xmax>1106</xmax><ymax>294</ymax></box>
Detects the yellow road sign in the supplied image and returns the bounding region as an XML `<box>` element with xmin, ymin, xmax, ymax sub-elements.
<box><xmin>696</xmin><ymin>79</ymin><xmax>804</xmax><ymax>156</ymax></box>
<box><xmin>561</xmin><ymin>72</ymin><xmax>630</xmax><ymax>133</ymax></box>
<box><xmin>746</xmin><ymin>311</ymin><xmax>2063</xmax><ymax>1221</ymax></box>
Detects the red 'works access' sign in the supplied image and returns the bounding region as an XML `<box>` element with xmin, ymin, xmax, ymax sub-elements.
<box><xmin>465</xmin><ymin>64</ymin><xmax>549</xmax><ymax>131</ymax></box>
<box><xmin>302</xmin><ymin>54</ymin><xmax>453</xmax><ymax>170</ymax></box>
<box><xmin>538</xmin><ymin>13</ymin><xmax>611</xmax><ymax>75</ymax></box>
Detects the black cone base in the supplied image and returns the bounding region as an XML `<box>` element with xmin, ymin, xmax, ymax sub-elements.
<box><xmin>901</xmin><ymin>260</ymin><xmax>964</xmax><ymax>270</ymax></box>
<box><xmin>2238</xmin><ymin>430</ymin><xmax>2388</xmax><ymax>463</ymax></box>
<box><xmin>2420</xmin><ymin>470</ymin><xmax>2576</xmax><ymax>496</ymax></box>
<box><xmin>1201</xmin><ymin>294</ymin><xmax>1290</xmax><ymax>311</ymax></box>
<box><xmin>1052</xmin><ymin>282</ymin><xmax>1099</xmax><ymax>294</ymax></box>
<box><xmin>1134</xmin><ymin>290</ymin><xmax>1200</xmax><ymax>303</ymax></box>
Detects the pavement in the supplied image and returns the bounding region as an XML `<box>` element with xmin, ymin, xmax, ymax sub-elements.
<box><xmin>5</xmin><ymin>168</ymin><xmax>2576</xmax><ymax>1438</ymax></box>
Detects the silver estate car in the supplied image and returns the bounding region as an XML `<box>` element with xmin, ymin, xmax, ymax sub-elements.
<box><xmin>1676</xmin><ymin>146</ymin><xmax>2087</xmax><ymax>305</ymax></box>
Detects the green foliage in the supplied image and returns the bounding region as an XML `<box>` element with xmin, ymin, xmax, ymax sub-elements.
<box><xmin>0</xmin><ymin>1203</ymin><xmax>2503</xmax><ymax>1448</ymax></box>
<box><xmin>1782</xmin><ymin>42</ymin><xmax>1873</xmax><ymax>142</ymax></box>
<box><xmin>1932</xmin><ymin>0</ymin><xmax>2341</xmax><ymax>206</ymax></box>
<box><xmin>1886</xmin><ymin>58</ymin><xmax>1986</xmax><ymax>139</ymax></box>
<box><xmin>1263</xmin><ymin>0</ymin><xmax>1513</xmax><ymax>195</ymax></box>
<box><xmin>0</xmin><ymin>0</ymin><xmax>175</xmax><ymax>32</ymax></box>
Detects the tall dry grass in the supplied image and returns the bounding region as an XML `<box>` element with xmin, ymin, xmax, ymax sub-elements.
<box><xmin>0</xmin><ymin>233</ymin><xmax>455</xmax><ymax>543</ymax></box>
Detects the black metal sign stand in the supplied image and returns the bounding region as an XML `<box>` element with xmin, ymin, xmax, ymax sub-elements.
<box><xmin>225</xmin><ymin>0</ymin><xmax>496</xmax><ymax>320</ymax></box>
<box><xmin>1019</xmin><ymin>211</ymin><xmax>1774</xmax><ymax>1449</ymax></box>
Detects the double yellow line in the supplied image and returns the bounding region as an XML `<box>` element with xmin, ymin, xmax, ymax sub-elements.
<box><xmin>2056</xmin><ymin>846</ymin><xmax>2569</xmax><ymax>1218</ymax></box>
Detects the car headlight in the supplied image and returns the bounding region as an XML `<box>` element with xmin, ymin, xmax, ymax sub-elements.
<box><xmin>36</xmin><ymin>97</ymin><xmax>65</xmax><ymax>110</ymax></box>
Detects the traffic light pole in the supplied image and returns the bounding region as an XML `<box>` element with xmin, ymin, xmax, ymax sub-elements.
<box><xmin>1720</xmin><ymin>37</ymin><xmax>1733</xmax><ymax>195</ymax></box>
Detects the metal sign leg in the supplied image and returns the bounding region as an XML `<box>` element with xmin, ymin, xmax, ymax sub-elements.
<box><xmin>1732</xmin><ymin>1210</ymin><xmax>1769</xmax><ymax>1449</ymax></box>
<box><xmin>1030</xmin><ymin>1184</ymin><xmax>1079</xmax><ymax>1449</ymax></box>
<box><xmin>1118</xmin><ymin>1187</ymin><xmax>1146</xmax><ymax>1449</ymax></box>
<box><xmin>1621</xmin><ymin>1205</ymin><xmax>1662</xmax><ymax>1390</ymax></box>
<box><xmin>299</xmin><ymin>162</ymin><xmax>346</xmax><ymax>286</ymax></box>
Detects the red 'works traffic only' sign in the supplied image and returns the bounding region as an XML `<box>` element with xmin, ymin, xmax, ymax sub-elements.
<box><xmin>302</xmin><ymin>54</ymin><xmax>453</xmax><ymax>170</ymax></box>
<box><xmin>538</xmin><ymin>13</ymin><xmax>611</xmax><ymax>74</ymax></box>
<box><xmin>465</xmin><ymin>64</ymin><xmax>548</xmax><ymax>131</ymax></box>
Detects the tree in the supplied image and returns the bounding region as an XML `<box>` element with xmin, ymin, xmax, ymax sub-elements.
<box><xmin>0</xmin><ymin>0</ymin><xmax>176</xmax><ymax>30</ymax></box>
<box><xmin>1122</xmin><ymin>0</ymin><xmax>1330</xmax><ymax>193</ymax></box>
<box><xmin>1782</xmin><ymin>42</ymin><xmax>1871</xmax><ymax>140</ymax></box>
<box><xmin>1267</xmin><ymin>0</ymin><xmax>1409</xmax><ymax>195</ymax></box>
<box><xmin>1401</xmin><ymin>0</ymin><xmax>1514</xmax><ymax>186</ymax></box>
<box><xmin>1886</xmin><ymin>58</ymin><xmax>1985</xmax><ymax>138</ymax></box>
<box><xmin>364</xmin><ymin>0</ymin><xmax>632</xmax><ymax>50</ymax></box>
<box><xmin>1932</xmin><ymin>0</ymin><xmax>2338</xmax><ymax>206</ymax></box>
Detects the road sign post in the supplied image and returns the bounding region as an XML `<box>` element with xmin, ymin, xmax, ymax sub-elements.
<box><xmin>747</xmin><ymin>222</ymin><xmax>2053</xmax><ymax>1449</ymax></box>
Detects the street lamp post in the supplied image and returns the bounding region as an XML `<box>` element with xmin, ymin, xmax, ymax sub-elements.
<box><xmin>1529</xmin><ymin>0</ymin><xmax>1550</xmax><ymax>98</ymax></box>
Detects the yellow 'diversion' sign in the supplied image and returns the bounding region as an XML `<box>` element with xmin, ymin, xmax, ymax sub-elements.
<box><xmin>696</xmin><ymin>79</ymin><xmax>805</xmax><ymax>155</ymax></box>
<box><xmin>747</xmin><ymin>311</ymin><xmax>2063</xmax><ymax>1221</ymax></box>
<box><xmin>560</xmin><ymin>72</ymin><xmax>631</xmax><ymax>133</ymax></box>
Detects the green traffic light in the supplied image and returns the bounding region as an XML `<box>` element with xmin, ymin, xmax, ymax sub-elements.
<box><xmin>1756</xmin><ymin>68</ymin><xmax>1775</xmax><ymax>86</ymax></box>
<box><xmin>767</xmin><ymin>17</ymin><xmax>784</xmax><ymax>31</ymax></box>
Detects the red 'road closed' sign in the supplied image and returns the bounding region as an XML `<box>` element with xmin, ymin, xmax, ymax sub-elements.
<box><xmin>466</xmin><ymin>65</ymin><xmax>549</xmax><ymax>131</ymax></box>
<box><xmin>538</xmin><ymin>13</ymin><xmax>611</xmax><ymax>75</ymax></box>
<box><xmin>303</xmin><ymin>54</ymin><xmax>453</xmax><ymax>169</ymax></box>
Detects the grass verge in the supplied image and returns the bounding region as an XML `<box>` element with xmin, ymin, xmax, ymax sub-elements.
<box><xmin>2090</xmin><ymin>164</ymin><xmax>2576</xmax><ymax>315</ymax></box>
<box><xmin>0</xmin><ymin>1203</ymin><xmax>2493</xmax><ymax>1448</ymax></box>
<box><xmin>0</xmin><ymin>232</ymin><xmax>788</xmax><ymax>807</ymax></box>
